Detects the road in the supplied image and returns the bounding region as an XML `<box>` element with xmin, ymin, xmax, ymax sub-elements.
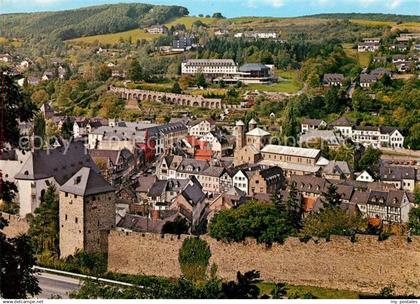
<box><xmin>34</xmin><ymin>272</ymin><xmax>81</xmax><ymax>299</ymax></box>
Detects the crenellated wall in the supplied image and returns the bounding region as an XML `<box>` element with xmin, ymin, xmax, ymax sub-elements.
<box><xmin>108</xmin><ymin>230</ymin><xmax>420</xmax><ymax>296</ymax></box>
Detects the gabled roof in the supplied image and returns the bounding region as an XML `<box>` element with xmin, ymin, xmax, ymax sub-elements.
<box><xmin>323</xmin><ymin>161</ymin><xmax>351</xmax><ymax>176</ymax></box>
<box><xmin>301</xmin><ymin>118</ymin><xmax>326</xmax><ymax>126</ymax></box>
<box><xmin>330</xmin><ymin>117</ymin><xmax>353</xmax><ymax>127</ymax></box>
<box><xmin>15</xmin><ymin>142</ymin><xmax>99</xmax><ymax>185</ymax></box>
<box><xmin>261</xmin><ymin>145</ymin><xmax>320</xmax><ymax>159</ymax></box>
<box><xmin>60</xmin><ymin>167</ymin><xmax>115</xmax><ymax>196</ymax></box>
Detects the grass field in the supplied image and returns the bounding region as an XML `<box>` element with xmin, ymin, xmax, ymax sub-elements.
<box><xmin>258</xmin><ymin>282</ymin><xmax>363</xmax><ymax>299</ymax></box>
<box><xmin>69</xmin><ymin>29</ymin><xmax>161</xmax><ymax>44</ymax></box>
<box><xmin>343</xmin><ymin>43</ymin><xmax>371</xmax><ymax>67</ymax></box>
<box><xmin>244</xmin><ymin>70</ymin><xmax>302</xmax><ymax>94</ymax></box>
<box><xmin>68</xmin><ymin>16</ymin><xmax>219</xmax><ymax>45</ymax></box>
<box><xmin>350</xmin><ymin>19</ymin><xmax>420</xmax><ymax>31</ymax></box>
<box><xmin>165</xmin><ymin>16</ymin><xmax>218</xmax><ymax>28</ymax></box>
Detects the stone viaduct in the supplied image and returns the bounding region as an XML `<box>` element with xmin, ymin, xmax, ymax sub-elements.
<box><xmin>108</xmin><ymin>86</ymin><xmax>222</xmax><ymax>109</ymax></box>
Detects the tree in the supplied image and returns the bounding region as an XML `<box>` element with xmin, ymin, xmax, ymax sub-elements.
<box><xmin>27</xmin><ymin>185</ymin><xmax>60</xmax><ymax>255</ymax></box>
<box><xmin>161</xmin><ymin>216</ymin><xmax>189</xmax><ymax>235</ymax></box>
<box><xmin>358</xmin><ymin>146</ymin><xmax>381</xmax><ymax>172</ymax></box>
<box><xmin>128</xmin><ymin>60</ymin><xmax>143</xmax><ymax>81</ymax></box>
<box><xmin>221</xmin><ymin>270</ymin><xmax>261</xmax><ymax>299</ymax></box>
<box><xmin>408</xmin><ymin>206</ymin><xmax>420</xmax><ymax>236</ymax></box>
<box><xmin>31</xmin><ymin>89</ymin><xmax>49</xmax><ymax>105</ymax></box>
<box><xmin>209</xmin><ymin>201</ymin><xmax>292</xmax><ymax>245</ymax></box>
<box><xmin>196</xmin><ymin>73</ymin><xmax>207</xmax><ymax>88</ymax></box>
<box><xmin>321</xmin><ymin>184</ymin><xmax>342</xmax><ymax>209</ymax></box>
<box><xmin>324</xmin><ymin>86</ymin><xmax>340</xmax><ymax>112</ymax></box>
<box><xmin>352</xmin><ymin>88</ymin><xmax>373</xmax><ymax>112</ymax></box>
<box><xmin>301</xmin><ymin>207</ymin><xmax>366</xmax><ymax>239</ymax></box>
<box><xmin>285</xmin><ymin>183</ymin><xmax>303</xmax><ymax>230</ymax></box>
<box><xmin>33</xmin><ymin>113</ymin><xmax>46</xmax><ymax>148</ymax></box>
<box><xmin>171</xmin><ymin>82</ymin><xmax>182</xmax><ymax>94</ymax></box>
<box><xmin>96</xmin><ymin>64</ymin><xmax>112</xmax><ymax>81</ymax></box>
<box><xmin>212</xmin><ymin>12</ymin><xmax>225</xmax><ymax>19</ymax></box>
<box><xmin>178</xmin><ymin>237</ymin><xmax>211</xmax><ymax>282</ymax></box>
<box><xmin>0</xmin><ymin>71</ymin><xmax>37</xmax><ymax>147</ymax></box>
<box><xmin>0</xmin><ymin>218</ymin><xmax>41</xmax><ymax>298</ymax></box>
<box><xmin>0</xmin><ymin>180</ymin><xmax>18</xmax><ymax>214</ymax></box>
<box><xmin>282</xmin><ymin>100</ymin><xmax>298</xmax><ymax>146</ymax></box>
<box><xmin>61</xmin><ymin>116</ymin><xmax>73</xmax><ymax>140</ymax></box>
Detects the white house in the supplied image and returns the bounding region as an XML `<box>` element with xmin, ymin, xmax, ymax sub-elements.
<box><xmin>232</xmin><ymin>170</ymin><xmax>249</xmax><ymax>195</ymax></box>
<box><xmin>189</xmin><ymin>119</ymin><xmax>216</xmax><ymax>137</ymax></box>
<box><xmin>356</xmin><ymin>170</ymin><xmax>374</xmax><ymax>183</ymax></box>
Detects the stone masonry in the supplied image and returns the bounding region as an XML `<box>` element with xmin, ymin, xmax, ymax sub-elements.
<box><xmin>108</xmin><ymin>231</ymin><xmax>420</xmax><ymax>296</ymax></box>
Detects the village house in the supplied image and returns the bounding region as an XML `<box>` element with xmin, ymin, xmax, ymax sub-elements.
<box><xmin>356</xmin><ymin>170</ymin><xmax>375</xmax><ymax>183</ymax></box>
<box><xmin>322</xmin><ymin>161</ymin><xmax>351</xmax><ymax>180</ymax></box>
<box><xmin>360</xmin><ymin>73</ymin><xmax>379</xmax><ymax>89</ymax></box>
<box><xmin>169</xmin><ymin>177</ymin><xmax>208</xmax><ymax>230</ymax></box>
<box><xmin>147</xmin><ymin>24</ymin><xmax>169</xmax><ymax>34</ymax></box>
<box><xmin>323</xmin><ymin>73</ymin><xmax>345</xmax><ymax>86</ymax></box>
<box><xmin>248</xmin><ymin>166</ymin><xmax>284</xmax><ymax>196</ymax></box>
<box><xmin>147</xmin><ymin>178</ymin><xmax>190</xmax><ymax>209</ymax></box>
<box><xmin>188</xmin><ymin>118</ymin><xmax>216</xmax><ymax>137</ymax></box>
<box><xmin>379</xmin><ymin>165</ymin><xmax>416</xmax><ymax>192</ymax></box>
<box><xmin>301</xmin><ymin>119</ymin><xmax>327</xmax><ymax>134</ymax></box>
<box><xmin>299</xmin><ymin>130</ymin><xmax>343</xmax><ymax>148</ymax></box>
<box><xmin>351</xmin><ymin>190</ymin><xmax>411</xmax><ymax>224</ymax></box>
<box><xmin>358</xmin><ymin>38</ymin><xmax>380</xmax><ymax>52</ymax></box>
<box><xmin>89</xmin><ymin>148</ymin><xmax>137</xmax><ymax>186</ymax></box>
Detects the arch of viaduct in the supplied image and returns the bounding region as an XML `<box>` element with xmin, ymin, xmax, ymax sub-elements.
<box><xmin>108</xmin><ymin>86</ymin><xmax>222</xmax><ymax>109</ymax></box>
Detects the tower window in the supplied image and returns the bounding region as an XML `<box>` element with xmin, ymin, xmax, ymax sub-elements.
<box><xmin>75</xmin><ymin>217</ymin><xmax>78</xmax><ymax>224</ymax></box>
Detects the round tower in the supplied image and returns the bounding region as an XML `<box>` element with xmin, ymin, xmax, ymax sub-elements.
<box><xmin>248</xmin><ymin>118</ymin><xmax>257</xmax><ymax>131</ymax></box>
<box><xmin>235</xmin><ymin>120</ymin><xmax>245</xmax><ymax>150</ymax></box>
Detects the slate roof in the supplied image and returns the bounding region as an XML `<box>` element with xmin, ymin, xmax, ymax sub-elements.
<box><xmin>181</xmin><ymin>177</ymin><xmax>206</xmax><ymax>206</ymax></box>
<box><xmin>60</xmin><ymin>167</ymin><xmax>115</xmax><ymax>196</ymax></box>
<box><xmin>323</xmin><ymin>161</ymin><xmax>351</xmax><ymax>176</ymax></box>
<box><xmin>15</xmin><ymin>142</ymin><xmax>99</xmax><ymax>185</ymax></box>
<box><xmin>323</xmin><ymin>73</ymin><xmax>344</xmax><ymax>83</ymax></box>
<box><xmin>330</xmin><ymin>117</ymin><xmax>353</xmax><ymax>127</ymax></box>
<box><xmin>379</xmin><ymin>165</ymin><xmax>416</xmax><ymax>181</ymax></box>
<box><xmin>301</xmin><ymin>119</ymin><xmax>326</xmax><ymax>127</ymax></box>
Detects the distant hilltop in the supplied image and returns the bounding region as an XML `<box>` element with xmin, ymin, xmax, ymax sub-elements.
<box><xmin>0</xmin><ymin>3</ymin><xmax>189</xmax><ymax>41</ymax></box>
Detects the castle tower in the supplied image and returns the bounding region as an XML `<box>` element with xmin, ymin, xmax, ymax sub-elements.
<box><xmin>248</xmin><ymin>118</ymin><xmax>257</xmax><ymax>131</ymax></box>
<box><xmin>235</xmin><ymin>120</ymin><xmax>245</xmax><ymax>150</ymax></box>
<box><xmin>59</xmin><ymin>167</ymin><xmax>116</xmax><ymax>258</ymax></box>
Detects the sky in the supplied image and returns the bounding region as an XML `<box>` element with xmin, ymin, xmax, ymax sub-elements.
<box><xmin>1</xmin><ymin>0</ymin><xmax>419</xmax><ymax>17</ymax></box>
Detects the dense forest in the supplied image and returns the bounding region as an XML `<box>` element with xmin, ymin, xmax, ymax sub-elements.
<box><xmin>1</xmin><ymin>3</ymin><xmax>189</xmax><ymax>40</ymax></box>
<box><xmin>310</xmin><ymin>13</ymin><xmax>420</xmax><ymax>23</ymax></box>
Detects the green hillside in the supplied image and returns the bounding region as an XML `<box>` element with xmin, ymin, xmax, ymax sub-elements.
<box><xmin>0</xmin><ymin>3</ymin><xmax>189</xmax><ymax>40</ymax></box>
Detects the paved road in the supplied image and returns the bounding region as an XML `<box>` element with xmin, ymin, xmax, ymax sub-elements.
<box><xmin>35</xmin><ymin>272</ymin><xmax>81</xmax><ymax>299</ymax></box>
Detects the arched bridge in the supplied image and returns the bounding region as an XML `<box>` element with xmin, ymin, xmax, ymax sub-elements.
<box><xmin>108</xmin><ymin>86</ymin><xmax>222</xmax><ymax>109</ymax></box>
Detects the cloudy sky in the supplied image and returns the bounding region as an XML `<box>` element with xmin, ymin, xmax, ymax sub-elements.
<box><xmin>1</xmin><ymin>0</ymin><xmax>419</xmax><ymax>16</ymax></box>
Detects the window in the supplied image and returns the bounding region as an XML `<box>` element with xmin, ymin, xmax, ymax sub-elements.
<box><xmin>75</xmin><ymin>217</ymin><xmax>78</xmax><ymax>223</ymax></box>
<box><xmin>65</xmin><ymin>214</ymin><xmax>68</xmax><ymax>221</ymax></box>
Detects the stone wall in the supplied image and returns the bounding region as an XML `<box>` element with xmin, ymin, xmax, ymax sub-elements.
<box><xmin>0</xmin><ymin>212</ymin><xmax>29</xmax><ymax>238</ymax></box>
<box><xmin>108</xmin><ymin>231</ymin><xmax>420</xmax><ymax>296</ymax></box>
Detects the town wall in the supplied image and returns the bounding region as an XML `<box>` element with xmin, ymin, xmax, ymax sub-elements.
<box><xmin>108</xmin><ymin>231</ymin><xmax>420</xmax><ymax>296</ymax></box>
<box><xmin>0</xmin><ymin>212</ymin><xmax>29</xmax><ymax>238</ymax></box>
